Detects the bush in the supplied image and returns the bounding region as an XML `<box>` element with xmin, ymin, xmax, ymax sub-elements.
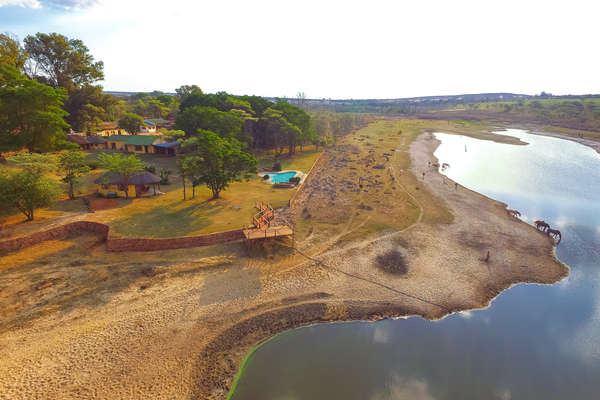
<box><xmin>272</xmin><ymin>162</ymin><xmax>282</xmax><ymax>171</ymax></box>
<box><xmin>87</xmin><ymin>160</ymin><xmax>99</xmax><ymax>170</ymax></box>
<box><xmin>263</xmin><ymin>174</ymin><xmax>270</xmax><ymax>180</ymax></box>
<box><xmin>159</xmin><ymin>169</ymin><xmax>171</xmax><ymax>185</ymax></box>
<box><xmin>376</xmin><ymin>250</ymin><xmax>408</xmax><ymax>274</ymax></box>
<box><xmin>144</xmin><ymin>164</ymin><xmax>157</xmax><ymax>174</ymax></box>
<box><xmin>289</xmin><ymin>176</ymin><xmax>301</xmax><ymax>184</ymax></box>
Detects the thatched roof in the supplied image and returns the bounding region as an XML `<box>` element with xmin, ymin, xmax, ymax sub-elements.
<box><xmin>94</xmin><ymin>171</ymin><xmax>161</xmax><ymax>185</ymax></box>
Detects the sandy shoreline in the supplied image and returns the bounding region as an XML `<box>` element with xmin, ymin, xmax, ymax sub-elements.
<box><xmin>0</xmin><ymin>127</ymin><xmax>569</xmax><ymax>400</ymax></box>
<box><xmin>504</xmin><ymin>124</ymin><xmax>600</xmax><ymax>154</ymax></box>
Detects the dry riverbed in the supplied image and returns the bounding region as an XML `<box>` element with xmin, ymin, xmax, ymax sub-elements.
<box><xmin>0</xmin><ymin>120</ymin><xmax>568</xmax><ymax>399</ymax></box>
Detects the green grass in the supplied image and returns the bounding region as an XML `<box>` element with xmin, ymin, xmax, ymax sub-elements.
<box><xmin>94</xmin><ymin>149</ymin><xmax>321</xmax><ymax>238</ymax></box>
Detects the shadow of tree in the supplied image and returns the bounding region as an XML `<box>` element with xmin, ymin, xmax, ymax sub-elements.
<box><xmin>0</xmin><ymin>233</ymin><xmax>243</xmax><ymax>333</ymax></box>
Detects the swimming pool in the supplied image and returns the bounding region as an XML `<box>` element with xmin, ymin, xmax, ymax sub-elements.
<box><xmin>266</xmin><ymin>171</ymin><xmax>297</xmax><ymax>183</ymax></box>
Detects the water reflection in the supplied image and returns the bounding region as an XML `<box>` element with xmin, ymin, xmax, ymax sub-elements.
<box><xmin>230</xmin><ymin>129</ymin><xmax>600</xmax><ymax>400</ymax></box>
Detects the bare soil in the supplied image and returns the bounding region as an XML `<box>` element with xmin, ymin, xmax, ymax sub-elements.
<box><xmin>0</xmin><ymin>122</ymin><xmax>568</xmax><ymax>400</ymax></box>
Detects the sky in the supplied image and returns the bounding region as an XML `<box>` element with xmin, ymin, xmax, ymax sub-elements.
<box><xmin>1</xmin><ymin>0</ymin><xmax>599</xmax><ymax>99</ymax></box>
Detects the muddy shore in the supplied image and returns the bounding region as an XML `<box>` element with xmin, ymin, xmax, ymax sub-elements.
<box><xmin>0</xmin><ymin>129</ymin><xmax>569</xmax><ymax>400</ymax></box>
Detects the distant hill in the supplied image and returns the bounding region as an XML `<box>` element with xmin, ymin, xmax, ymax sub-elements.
<box><xmin>103</xmin><ymin>91</ymin><xmax>176</xmax><ymax>97</ymax></box>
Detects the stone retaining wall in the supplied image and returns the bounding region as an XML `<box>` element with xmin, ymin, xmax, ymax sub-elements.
<box><xmin>0</xmin><ymin>221</ymin><xmax>109</xmax><ymax>254</ymax></box>
<box><xmin>289</xmin><ymin>151</ymin><xmax>327</xmax><ymax>209</ymax></box>
<box><xmin>0</xmin><ymin>222</ymin><xmax>244</xmax><ymax>254</ymax></box>
<box><xmin>105</xmin><ymin>229</ymin><xmax>245</xmax><ymax>252</ymax></box>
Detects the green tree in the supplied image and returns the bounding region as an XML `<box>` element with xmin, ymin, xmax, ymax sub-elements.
<box><xmin>175</xmin><ymin>106</ymin><xmax>243</xmax><ymax>141</ymax></box>
<box><xmin>9</xmin><ymin>152</ymin><xmax>58</xmax><ymax>175</ymax></box>
<box><xmin>175</xmin><ymin>85</ymin><xmax>202</xmax><ymax>103</ymax></box>
<box><xmin>0</xmin><ymin>64</ymin><xmax>69</xmax><ymax>152</ymax></box>
<box><xmin>147</xmin><ymin>99</ymin><xmax>168</xmax><ymax>118</ymax></box>
<box><xmin>97</xmin><ymin>153</ymin><xmax>145</xmax><ymax>199</ymax></box>
<box><xmin>64</xmin><ymin>85</ymin><xmax>121</xmax><ymax>133</ymax></box>
<box><xmin>261</xmin><ymin>108</ymin><xmax>301</xmax><ymax>155</ymax></box>
<box><xmin>272</xmin><ymin>99</ymin><xmax>314</xmax><ymax>153</ymax></box>
<box><xmin>176</xmin><ymin>155</ymin><xmax>201</xmax><ymax>200</ymax></box>
<box><xmin>181</xmin><ymin>130</ymin><xmax>256</xmax><ymax>199</ymax></box>
<box><xmin>23</xmin><ymin>33</ymin><xmax>104</xmax><ymax>91</ymax></box>
<box><xmin>58</xmin><ymin>150</ymin><xmax>91</xmax><ymax>199</ymax></box>
<box><xmin>0</xmin><ymin>33</ymin><xmax>28</xmax><ymax>70</ymax></box>
<box><xmin>118</xmin><ymin>112</ymin><xmax>144</xmax><ymax>134</ymax></box>
<box><xmin>0</xmin><ymin>169</ymin><xmax>61</xmax><ymax>221</ymax></box>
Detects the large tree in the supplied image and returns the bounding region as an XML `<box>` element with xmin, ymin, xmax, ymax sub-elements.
<box><xmin>0</xmin><ymin>169</ymin><xmax>61</xmax><ymax>221</ymax></box>
<box><xmin>0</xmin><ymin>33</ymin><xmax>28</xmax><ymax>70</ymax></box>
<box><xmin>97</xmin><ymin>153</ymin><xmax>145</xmax><ymax>200</ymax></box>
<box><xmin>0</xmin><ymin>64</ymin><xmax>69</xmax><ymax>152</ymax></box>
<box><xmin>260</xmin><ymin>107</ymin><xmax>301</xmax><ymax>154</ymax></box>
<box><xmin>175</xmin><ymin>106</ymin><xmax>244</xmax><ymax>141</ymax></box>
<box><xmin>64</xmin><ymin>85</ymin><xmax>122</xmax><ymax>133</ymax></box>
<box><xmin>23</xmin><ymin>33</ymin><xmax>111</xmax><ymax>133</ymax></box>
<box><xmin>181</xmin><ymin>130</ymin><xmax>256</xmax><ymax>199</ymax></box>
<box><xmin>272</xmin><ymin>99</ymin><xmax>315</xmax><ymax>153</ymax></box>
<box><xmin>58</xmin><ymin>150</ymin><xmax>91</xmax><ymax>199</ymax></box>
<box><xmin>23</xmin><ymin>32</ymin><xmax>104</xmax><ymax>90</ymax></box>
<box><xmin>118</xmin><ymin>112</ymin><xmax>144</xmax><ymax>134</ymax></box>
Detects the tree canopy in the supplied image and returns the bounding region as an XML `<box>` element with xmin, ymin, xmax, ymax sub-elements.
<box><xmin>175</xmin><ymin>106</ymin><xmax>244</xmax><ymax>140</ymax></box>
<box><xmin>97</xmin><ymin>153</ymin><xmax>145</xmax><ymax>199</ymax></box>
<box><xmin>0</xmin><ymin>64</ymin><xmax>70</xmax><ymax>152</ymax></box>
<box><xmin>118</xmin><ymin>112</ymin><xmax>145</xmax><ymax>134</ymax></box>
<box><xmin>0</xmin><ymin>33</ymin><xmax>27</xmax><ymax>70</ymax></box>
<box><xmin>24</xmin><ymin>32</ymin><xmax>104</xmax><ymax>90</ymax></box>
<box><xmin>180</xmin><ymin>130</ymin><xmax>256</xmax><ymax>199</ymax></box>
<box><xmin>58</xmin><ymin>150</ymin><xmax>91</xmax><ymax>199</ymax></box>
<box><xmin>0</xmin><ymin>155</ymin><xmax>61</xmax><ymax>221</ymax></box>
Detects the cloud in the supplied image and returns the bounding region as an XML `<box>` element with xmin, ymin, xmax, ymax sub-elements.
<box><xmin>0</xmin><ymin>0</ymin><xmax>97</xmax><ymax>8</ymax></box>
<box><xmin>45</xmin><ymin>0</ymin><xmax>98</xmax><ymax>9</ymax></box>
<box><xmin>0</xmin><ymin>0</ymin><xmax>41</xmax><ymax>8</ymax></box>
<box><xmin>371</xmin><ymin>375</ymin><xmax>437</xmax><ymax>400</ymax></box>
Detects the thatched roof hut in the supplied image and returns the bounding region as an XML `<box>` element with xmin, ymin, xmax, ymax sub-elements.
<box><xmin>94</xmin><ymin>171</ymin><xmax>161</xmax><ymax>198</ymax></box>
<box><xmin>94</xmin><ymin>171</ymin><xmax>161</xmax><ymax>185</ymax></box>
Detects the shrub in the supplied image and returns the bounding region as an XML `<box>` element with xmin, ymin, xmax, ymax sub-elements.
<box><xmin>159</xmin><ymin>169</ymin><xmax>172</xmax><ymax>185</ymax></box>
<box><xmin>272</xmin><ymin>162</ymin><xmax>282</xmax><ymax>171</ymax></box>
<box><xmin>144</xmin><ymin>164</ymin><xmax>156</xmax><ymax>174</ymax></box>
<box><xmin>376</xmin><ymin>250</ymin><xmax>408</xmax><ymax>274</ymax></box>
<box><xmin>289</xmin><ymin>176</ymin><xmax>301</xmax><ymax>184</ymax></box>
<box><xmin>87</xmin><ymin>160</ymin><xmax>99</xmax><ymax>170</ymax></box>
<box><xmin>262</xmin><ymin>174</ymin><xmax>270</xmax><ymax>180</ymax></box>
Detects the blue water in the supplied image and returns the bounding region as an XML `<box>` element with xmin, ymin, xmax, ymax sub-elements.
<box><xmin>268</xmin><ymin>171</ymin><xmax>297</xmax><ymax>183</ymax></box>
<box><xmin>231</xmin><ymin>129</ymin><xmax>600</xmax><ymax>400</ymax></box>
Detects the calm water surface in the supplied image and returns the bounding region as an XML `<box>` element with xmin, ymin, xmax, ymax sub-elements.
<box><xmin>230</xmin><ymin>129</ymin><xmax>600</xmax><ymax>400</ymax></box>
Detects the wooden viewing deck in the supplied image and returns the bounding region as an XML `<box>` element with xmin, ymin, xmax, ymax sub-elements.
<box><xmin>243</xmin><ymin>225</ymin><xmax>293</xmax><ymax>240</ymax></box>
<box><xmin>244</xmin><ymin>201</ymin><xmax>293</xmax><ymax>241</ymax></box>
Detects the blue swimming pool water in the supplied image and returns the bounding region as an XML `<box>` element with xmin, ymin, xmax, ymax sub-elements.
<box><xmin>267</xmin><ymin>171</ymin><xmax>297</xmax><ymax>183</ymax></box>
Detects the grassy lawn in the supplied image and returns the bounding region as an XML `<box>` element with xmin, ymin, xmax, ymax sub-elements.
<box><xmin>89</xmin><ymin>148</ymin><xmax>321</xmax><ymax>238</ymax></box>
<box><xmin>1</xmin><ymin>147</ymin><xmax>321</xmax><ymax>239</ymax></box>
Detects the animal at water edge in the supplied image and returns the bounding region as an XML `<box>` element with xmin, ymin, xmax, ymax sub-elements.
<box><xmin>547</xmin><ymin>228</ymin><xmax>562</xmax><ymax>244</ymax></box>
<box><xmin>534</xmin><ymin>220</ymin><xmax>550</xmax><ymax>232</ymax></box>
<box><xmin>507</xmin><ymin>209</ymin><xmax>522</xmax><ymax>218</ymax></box>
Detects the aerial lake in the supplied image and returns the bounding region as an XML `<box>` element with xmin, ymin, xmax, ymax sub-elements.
<box><xmin>229</xmin><ymin>129</ymin><xmax>600</xmax><ymax>400</ymax></box>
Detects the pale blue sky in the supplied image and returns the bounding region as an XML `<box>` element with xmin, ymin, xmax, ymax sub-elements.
<box><xmin>2</xmin><ymin>0</ymin><xmax>599</xmax><ymax>99</ymax></box>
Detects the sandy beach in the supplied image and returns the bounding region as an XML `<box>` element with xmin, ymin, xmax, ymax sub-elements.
<box><xmin>0</xmin><ymin>126</ymin><xmax>568</xmax><ymax>400</ymax></box>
